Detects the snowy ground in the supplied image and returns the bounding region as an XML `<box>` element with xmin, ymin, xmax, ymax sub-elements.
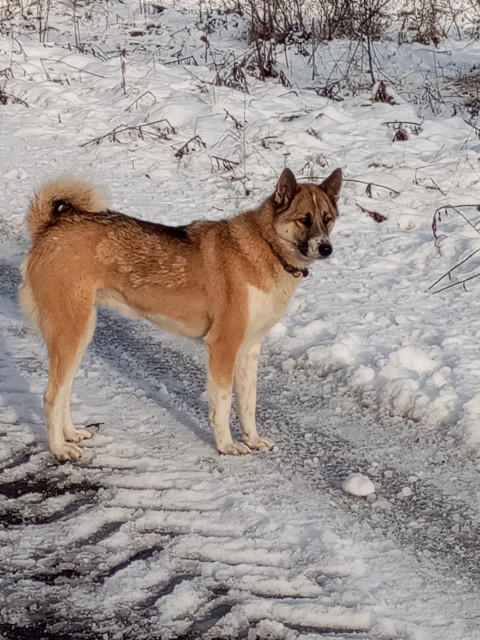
<box><xmin>1</xmin><ymin>2</ymin><xmax>480</xmax><ymax>639</ymax></box>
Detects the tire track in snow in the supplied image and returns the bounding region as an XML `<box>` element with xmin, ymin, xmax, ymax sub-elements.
<box><xmin>0</xmin><ymin>454</ymin><xmax>376</xmax><ymax>639</ymax></box>
<box><xmin>0</xmin><ymin>257</ymin><xmax>478</xmax><ymax>639</ymax></box>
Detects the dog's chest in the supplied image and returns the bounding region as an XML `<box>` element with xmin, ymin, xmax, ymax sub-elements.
<box><xmin>245</xmin><ymin>277</ymin><xmax>298</xmax><ymax>342</ymax></box>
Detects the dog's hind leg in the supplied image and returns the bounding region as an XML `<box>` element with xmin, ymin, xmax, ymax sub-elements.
<box><xmin>234</xmin><ymin>340</ymin><xmax>274</xmax><ymax>451</ymax></box>
<box><xmin>43</xmin><ymin>300</ymin><xmax>96</xmax><ymax>461</ymax></box>
<box><xmin>61</xmin><ymin>307</ymin><xmax>97</xmax><ymax>445</ymax></box>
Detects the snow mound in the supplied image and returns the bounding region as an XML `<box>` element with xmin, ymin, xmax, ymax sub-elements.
<box><xmin>342</xmin><ymin>473</ymin><xmax>376</xmax><ymax>497</ymax></box>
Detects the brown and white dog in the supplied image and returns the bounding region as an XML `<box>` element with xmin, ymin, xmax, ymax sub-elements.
<box><xmin>19</xmin><ymin>168</ymin><xmax>342</xmax><ymax>461</ymax></box>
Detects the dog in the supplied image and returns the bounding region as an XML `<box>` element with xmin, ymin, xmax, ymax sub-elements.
<box><xmin>19</xmin><ymin>168</ymin><xmax>342</xmax><ymax>461</ymax></box>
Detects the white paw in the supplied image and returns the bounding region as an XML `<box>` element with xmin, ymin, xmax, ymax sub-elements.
<box><xmin>245</xmin><ymin>435</ymin><xmax>275</xmax><ymax>451</ymax></box>
<box><xmin>52</xmin><ymin>442</ymin><xmax>83</xmax><ymax>462</ymax></box>
<box><xmin>218</xmin><ymin>441</ymin><xmax>251</xmax><ymax>455</ymax></box>
<box><xmin>64</xmin><ymin>428</ymin><xmax>93</xmax><ymax>443</ymax></box>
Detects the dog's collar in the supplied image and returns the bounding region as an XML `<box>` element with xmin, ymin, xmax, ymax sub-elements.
<box><xmin>267</xmin><ymin>242</ymin><xmax>309</xmax><ymax>278</ymax></box>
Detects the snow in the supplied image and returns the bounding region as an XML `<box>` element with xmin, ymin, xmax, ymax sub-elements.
<box><xmin>342</xmin><ymin>473</ymin><xmax>376</xmax><ymax>497</ymax></box>
<box><xmin>1</xmin><ymin>1</ymin><xmax>480</xmax><ymax>638</ymax></box>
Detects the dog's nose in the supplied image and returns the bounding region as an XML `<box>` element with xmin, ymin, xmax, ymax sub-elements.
<box><xmin>318</xmin><ymin>243</ymin><xmax>332</xmax><ymax>258</ymax></box>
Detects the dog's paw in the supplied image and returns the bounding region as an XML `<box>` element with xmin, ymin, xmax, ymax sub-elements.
<box><xmin>64</xmin><ymin>428</ymin><xmax>93</xmax><ymax>443</ymax></box>
<box><xmin>218</xmin><ymin>441</ymin><xmax>251</xmax><ymax>455</ymax></box>
<box><xmin>52</xmin><ymin>443</ymin><xmax>83</xmax><ymax>462</ymax></box>
<box><xmin>245</xmin><ymin>435</ymin><xmax>275</xmax><ymax>451</ymax></box>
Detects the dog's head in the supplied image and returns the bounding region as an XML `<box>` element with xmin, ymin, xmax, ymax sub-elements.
<box><xmin>272</xmin><ymin>167</ymin><xmax>342</xmax><ymax>263</ymax></box>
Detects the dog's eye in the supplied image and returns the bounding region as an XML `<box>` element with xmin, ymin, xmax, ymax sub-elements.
<box><xmin>324</xmin><ymin>213</ymin><xmax>332</xmax><ymax>225</ymax></box>
<box><xmin>300</xmin><ymin>213</ymin><xmax>313</xmax><ymax>227</ymax></box>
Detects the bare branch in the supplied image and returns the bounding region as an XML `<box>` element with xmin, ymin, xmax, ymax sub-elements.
<box><xmin>356</xmin><ymin>202</ymin><xmax>387</xmax><ymax>223</ymax></box>
<box><xmin>428</xmin><ymin>248</ymin><xmax>480</xmax><ymax>291</ymax></box>
<box><xmin>125</xmin><ymin>91</ymin><xmax>157</xmax><ymax>112</ymax></box>
<box><xmin>430</xmin><ymin>204</ymin><xmax>480</xmax><ymax>294</ymax></box>
<box><xmin>431</xmin><ymin>272</ymin><xmax>480</xmax><ymax>294</ymax></box>
<box><xmin>174</xmin><ymin>135</ymin><xmax>206</xmax><ymax>159</ymax></box>
<box><xmin>210</xmin><ymin>156</ymin><xmax>240</xmax><ymax>172</ymax></box>
<box><xmin>80</xmin><ymin>119</ymin><xmax>176</xmax><ymax>147</ymax></box>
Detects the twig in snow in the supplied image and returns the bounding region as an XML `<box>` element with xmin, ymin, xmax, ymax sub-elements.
<box><xmin>210</xmin><ymin>156</ymin><xmax>240</xmax><ymax>172</ymax></box>
<box><xmin>350</xmin><ymin>178</ymin><xmax>399</xmax><ymax>196</ymax></box>
<box><xmin>125</xmin><ymin>91</ymin><xmax>157</xmax><ymax>112</ymax></box>
<box><xmin>223</xmin><ymin>108</ymin><xmax>243</xmax><ymax>130</ymax></box>
<box><xmin>85</xmin><ymin>422</ymin><xmax>104</xmax><ymax>432</ymax></box>
<box><xmin>356</xmin><ymin>202</ymin><xmax>387</xmax><ymax>223</ymax></box>
<box><xmin>119</xmin><ymin>47</ymin><xmax>126</xmax><ymax>95</ymax></box>
<box><xmin>426</xmin><ymin>178</ymin><xmax>447</xmax><ymax>195</ymax></box>
<box><xmin>0</xmin><ymin>87</ymin><xmax>28</xmax><ymax>107</ymax></box>
<box><xmin>428</xmin><ymin>248</ymin><xmax>480</xmax><ymax>292</ymax></box>
<box><xmin>80</xmin><ymin>119</ymin><xmax>176</xmax><ymax>147</ymax></box>
<box><xmin>215</xmin><ymin>59</ymin><xmax>249</xmax><ymax>93</ymax></box>
<box><xmin>372</xmin><ymin>80</ymin><xmax>395</xmax><ymax>104</ymax></box>
<box><xmin>431</xmin><ymin>272</ymin><xmax>480</xmax><ymax>294</ymax></box>
<box><xmin>165</xmin><ymin>55</ymin><xmax>198</xmax><ymax>66</ymax></box>
<box><xmin>432</xmin><ymin>204</ymin><xmax>480</xmax><ymax>240</ymax></box>
<box><xmin>332</xmin><ymin>177</ymin><xmax>400</xmax><ymax>196</ymax></box>
<box><xmin>261</xmin><ymin>136</ymin><xmax>284</xmax><ymax>150</ymax></box>
<box><xmin>393</xmin><ymin>127</ymin><xmax>408</xmax><ymax>142</ymax></box>
<box><xmin>279</xmin><ymin>70</ymin><xmax>291</xmax><ymax>88</ymax></box>
<box><xmin>384</xmin><ymin>120</ymin><xmax>423</xmax><ymax>137</ymax></box>
<box><xmin>174</xmin><ymin>135</ymin><xmax>206</xmax><ymax>159</ymax></box>
<box><xmin>212</xmin><ymin>131</ymin><xmax>242</xmax><ymax>152</ymax></box>
<box><xmin>40</xmin><ymin>58</ymin><xmax>106</xmax><ymax>80</ymax></box>
<box><xmin>430</xmin><ymin>205</ymin><xmax>480</xmax><ymax>294</ymax></box>
<box><xmin>193</xmin><ymin>114</ymin><xmax>223</xmax><ymax>138</ymax></box>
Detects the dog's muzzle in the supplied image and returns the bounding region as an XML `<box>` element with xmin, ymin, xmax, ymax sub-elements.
<box><xmin>300</xmin><ymin>239</ymin><xmax>333</xmax><ymax>261</ymax></box>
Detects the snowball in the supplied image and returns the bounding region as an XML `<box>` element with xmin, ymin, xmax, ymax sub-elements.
<box><xmin>342</xmin><ymin>473</ymin><xmax>376</xmax><ymax>497</ymax></box>
<box><xmin>391</xmin><ymin>346</ymin><xmax>438</xmax><ymax>376</ymax></box>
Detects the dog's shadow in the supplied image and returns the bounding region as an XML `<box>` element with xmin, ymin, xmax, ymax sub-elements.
<box><xmin>91</xmin><ymin>308</ymin><xmax>217</xmax><ymax>447</ymax></box>
<box><xmin>0</xmin><ymin>262</ymin><xmax>46</xmax><ymax>446</ymax></box>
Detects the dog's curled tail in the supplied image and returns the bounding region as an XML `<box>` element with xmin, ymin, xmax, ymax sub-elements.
<box><xmin>27</xmin><ymin>179</ymin><xmax>106</xmax><ymax>235</ymax></box>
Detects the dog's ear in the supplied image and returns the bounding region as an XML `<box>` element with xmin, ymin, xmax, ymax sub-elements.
<box><xmin>274</xmin><ymin>168</ymin><xmax>298</xmax><ymax>213</ymax></box>
<box><xmin>320</xmin><ymin>168</ymin><xmax>342</xmax><ymax>203</ymax></box>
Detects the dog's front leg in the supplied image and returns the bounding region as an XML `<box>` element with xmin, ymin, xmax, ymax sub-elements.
<box><xmin>235</xmin><ymin>341</ymin><xmax>274</xmax><ymax>451</ymax></box>
<box><xmin>208</xmin><ymin>373</ymin><xmax>250</xmax><ymax>455</ymax></box>
<box><xmin>207</xmin><ymin>328</ymin><xmax>251</xmax><ymax>455</ymax></box>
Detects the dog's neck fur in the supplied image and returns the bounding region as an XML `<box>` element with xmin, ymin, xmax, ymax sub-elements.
<box><xmin>248</xmin><ymin>202</ymin><xmax>309</xmax><ymax>279</ymax></box>
<box><xmin>265</xmin><ymin>241</ymin><xmax>308</xmax><ymax>278</ymax></box>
